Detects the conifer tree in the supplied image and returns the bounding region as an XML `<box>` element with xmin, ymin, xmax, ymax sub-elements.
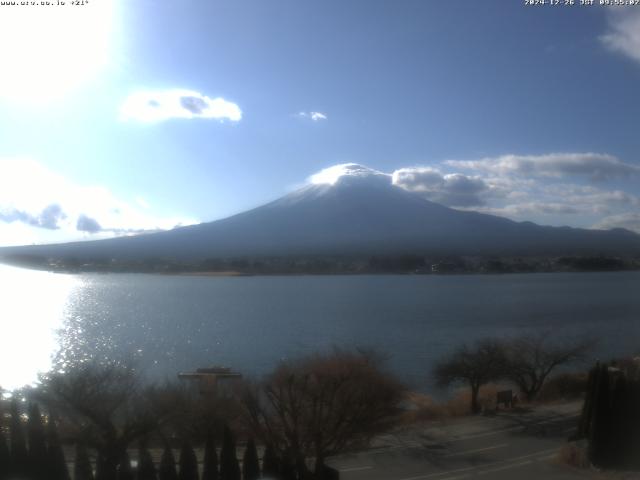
<box><xmin>219</xmin><ymin>426</ymin><xmax>240</xmax><ymax>480</ymax></box>
<box><xmin>629</xmin><ymin>381</ymin><xmax>640</xmax><ymax>470</ymax></box>
<box><xmin>27</xmin><ymin>403</ymin><xmax>48</xmax><ymax>478</ymax></box>
<box><xmin>0</xmin><ymin>428</ymin><xmax>10</xmax><ymax>479</ymax></box>
<box><xmin>74</xmin><ymin>443</ymin><xmax>95</xmax><ymax>480</ymax></box>
<box><xmin>202</xmin><ymin>431</ymin><xmax>218</xmax><ymax>480</ymax></box>
<box><xmin>9</xmin><ymin>399</ymin><xmax>28</xmax><ymax>476</ymax></box>
<box><xmin>47</xmin><ymin>417</ymin><xmax>71</xmax><ymax>480</ymax></box>
<box><xmin>117</xmin><ymin>450</ymin><xmax>134</xmax><ymax>480</ymax></box>
<box><xmin>261</xmin><ymin>445</ymin><xmax>279</xmax><ymax>479</ymax></box>
<box><xmin>137</xmin><ymin>443</ymin><xmax>157</xmax><ymax>480</ymax></box>
<box><xmin>279</xmin><ymin>453</ymin><xmax>296</xmax><ymax>480</ymax></box>
<box><xmin>96</xmin><ymin>453</ymin><xmax>110</xmax><ymax>480</ymax></box>
<box><xmin>610</xmin><ymin>375</ymin><xmax>629</xmax><ymax>467</ymax></box>
<box><xmin>178</xmin><ymin>441</ymin><xmax>199</xmax><ymax>480</ymax></box>
<box><xmin>241</xmin><ymin>439</ymin><xmax>260</xmax><ymax>480</ymax></box>
<box><xmin>158</xmin><ymin>446</ymin><xmax>179</xmax><ymax>480</ymax></box>
<box><xmin>580</xmin><ymin>361</ymin><xmax>640</xmax><ymax>470</ymax></box>
<box><xmin>576</xmin><ymin>364</ymin><xmax>598</xmax><ymax>439</ymax></box>
<box><xmin>588</xmin><ymin>364</ymin><xmax>612</xmax><ymax>467</ymax></box>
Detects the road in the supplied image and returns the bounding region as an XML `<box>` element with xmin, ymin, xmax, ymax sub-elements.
<box><xmin>328</xmin><ymin>402</ymin><xmax>598</xmax><ymax>480</ymax></box>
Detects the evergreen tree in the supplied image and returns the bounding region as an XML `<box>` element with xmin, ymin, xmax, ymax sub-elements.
<box><xmin>609</xmin><ymin>375</ymin><xmax>629</xmax><ymax>468</ymax></box>
<box><xmin>579</xmin><ymin>361</ymin><xmax>640</xmax><ymax>470</ymax></box>
<box><xmin>96</xmin><ymin>450</ymin><xmax>118</xmax><ymax>480</ymax></box>
<box><xmin>27</xmin><ymin>403</ymin><xmax>48</xmax><ymax>478</ymax></box>
<box><xmin>117</xmin><ymin>450</ymin><xmax>134</xmax><ymax>480</ymax></box>
<box><xmin>279</xmin><ymin>453</ymin><xmax>296</xmax><ymax>480</ymax></box>
<box><xmin>219</xmin><ymin>426</ymin><xmax>240</xmax><ymax>480</ymax></box>
<box><xmin>201</xmin><ymin>431</ymin><xmax>218</xmax><ymax>480</ymax></box>
<box><xmin>261</xmin><ymin>445</ymin><xmax>279</xmax><ymax>479</ymax></box>
<box><xmin>629</xmin><ymin>381</ymin><xmax>640</xmax><ymax>470</ymax></box>
<box><xmin>9</xmin><ymin>399</ymin><xmax>28</xmax><ymax>476</ymax></box>
<box><xmin>158</xmin><ymin>446</ymin><xmax>178</xmax><ymax>480</ymax></box>
<box><xmin>47</xmin><ymin>418</ymin><xmax>71</xmax><ymax>480</ymax></box>
<box><xmin>74</xmin><ymin>443</ymin><xmax>95</xmax><ymax>480</ymax></box>
<box><xmin>137</xmin><ymin>444</ymin><xmax>157</xmax><ymax>480</ymax></box>
<box><xmin>588</xmin><ymin>364</ymin><xmax>613</xmax><ymax>468</ymax></box>
<box><xmin>0</xmin><ymin>428</ymin><xmax>10</xmax><ymax>480</ymax></box>
<box><xmin>576</xmin><ymin>364</ymin><xmax>598</xmax><ymax>439</ymax></box>
<box><xmin>178</xmin><ymin>441</ymin><xmax>199</xmax><ymax>480</ymax></box>
<box><xmin>241</xmin><ymin>439</ymin><xmax>260</xmax><ymax>480</ymax></box>
<box><xmin>96</xmin><ymin>454</ymin><xmax>109</xmax><ymax>480</ymax></box>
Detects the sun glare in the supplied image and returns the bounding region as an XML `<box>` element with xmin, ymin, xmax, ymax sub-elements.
<box><xmin>0</xmin><ymin>0</ymin><xmax>115</xmax><ymax>103</ymax></box>
<box><xmin>0</xmin><ymin>264</ymin><xmax>79</xmax><ymax>390</ymax></box>
<box><xmin>309</xmin><ymin>164</ymin><xmax>352</xmax><ymax>185</ymax></box>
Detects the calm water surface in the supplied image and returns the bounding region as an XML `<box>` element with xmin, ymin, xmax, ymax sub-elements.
<box><xmin>1</xmin><ymin>264</ymin><xmax>639</xmax><ymax>391</ymax></box>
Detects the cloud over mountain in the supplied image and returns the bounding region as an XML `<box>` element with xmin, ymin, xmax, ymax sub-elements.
<box><xmin>445</xmin><ymin>153</ymin><xmax>639</xmax><ymax>181</ymax></box>
<box><xmin>76</xmin><ymin>214</ymin><xmax>102</xmax><ymax>233</ymax></box>
<box><xmin>392</xmin><ymin>167</ymin><xmax>495</xmax><ymax>207</ymax></box>
<box><xmin>305</xmin><ymin>154</ymin><xmax>640</xmax><ymax>233</ymax></box>
<box><xmin>3</xmin><ymin>162</ymin><xmax>638</xmax><ymax>263</ymax></box>
<box><xmin>0</xmin><ymin>158</ymin><xmax>197</xmax><ymax>246</ymax></box>
<box><xmin>595</xmin><ymin>212</ymin><xmax>640</xmax><ymax>233</ymax></box>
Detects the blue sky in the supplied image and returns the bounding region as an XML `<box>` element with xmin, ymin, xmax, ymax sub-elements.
<box><xmin>0</xmin><ymin>0</ymin><xmax>639</xmax><ymax>245</ymax></box>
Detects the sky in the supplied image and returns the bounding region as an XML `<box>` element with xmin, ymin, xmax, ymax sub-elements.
<box><xmin>0</xmin><ymin>0</ymin><xmax>639</xmax><ymax>246</ymax></box>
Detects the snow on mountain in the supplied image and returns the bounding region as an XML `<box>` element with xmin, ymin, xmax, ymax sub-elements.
<box><xmin>2</xmin><ymin>164</ymin><xmax>640</xmax><ymax>261</ymax></box>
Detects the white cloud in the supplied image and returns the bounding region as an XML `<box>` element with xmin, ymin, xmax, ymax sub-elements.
<box><xmin>298</xmin><ymin>111</ymin><xmax>328</xmax><ymax>121</ymax></box>
<box><xmin>601</xmin><ymin>9</ymin><xmax>640</xmax><ymax>65</ymax></box>
<box><xmin>471</xmin><ymin>203</ymin><xmax>585</xmax><ymax>217</ymax></box>
<box><xmin>594</xmin><ymin>213</ymin><xmax>640</xmax><ymax>234</ymax></box>
<box><xmin>309</xmin><ymin>163</ymin><xmax>388</xmax><ymax>185</ymax></box>
<box><xmin>392</xmin><ymin>167</ymin><xmax>501</xmax><ymax>207</ymax></box>
<box><xmin>120</xmin><ymin>90</ymin><xmax>242</xmax><ymax>123</ymax></box>
<box><xmin>0</xmin><ymin>158</ymin><xmax>198</xmax><ymax>246</ymax></box>
<box><xmin>305</xmin><ymin>157</ymin><xmax>639</xmax><ymax>231</ymax></box>
<box><xmin>446</xmin><ymin>153</ymin><xmax>639</xmax><ymax>181</ymax></box>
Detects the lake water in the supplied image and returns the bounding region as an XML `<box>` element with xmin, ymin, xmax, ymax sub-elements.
<box><xmin>1</xmin><ymin>264</ymin><xmax>639</xmax><ymax>392</ymax></box>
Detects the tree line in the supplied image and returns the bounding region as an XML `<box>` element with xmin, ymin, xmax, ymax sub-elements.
<box><xmin>0</xmin><ymin>349</ymin><xmax>403</xmax><ymax>480</ymax></box>
<box><xmin>1</xmin><ymin>336</ymin><xmax>622</xmax><ymax>477</ymax></box>
<box><xmin>0</xmin><ymin>401</ymin><xmax>315</xmax><ymax>480</ymax></box>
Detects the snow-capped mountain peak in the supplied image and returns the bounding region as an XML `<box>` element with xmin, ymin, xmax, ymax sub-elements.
<box><xmin>308</xmin><ymin>163</ymin><xmax>391</xmax><ymax>188</ymax></box>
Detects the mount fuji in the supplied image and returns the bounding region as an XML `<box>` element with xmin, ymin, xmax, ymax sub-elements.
<box><xmin>2</xmin><ymin>164</ymin><xmax>640</xmax><ymax>262</ymax></box>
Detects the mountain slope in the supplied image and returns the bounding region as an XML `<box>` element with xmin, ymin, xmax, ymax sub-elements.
<box><xmin>2</xmin><ymin>165</ymin><xmax>640</xmax><ymax>261</ymax></box>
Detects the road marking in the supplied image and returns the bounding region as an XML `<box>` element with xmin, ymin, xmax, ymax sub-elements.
<box><xmin>339</xmin><ymin>466</ymin><xmax>373</xmax><ymax>472</ymax></box>
<box><xmin>377</xmin><ymin>412</ymin><xmax>581</xmax><ymax>453</ymax></box>
<box><xmin>443</xmin><ymin>443</ymin><xmax>508</xmax><ymax>457</ymax></box>
<box><xmin>396</xmin><ymin>447</ymin><xmax>557</xmax><ymax>480</ymax></box>
<box><xmin>448</xmin><ymin>426</ymin><xmax>520</xmax><ymax>441</ymax></box>
<box><xmin>447</xmin><ymin>413</ymin><xmax>580</xmax><ymax>442</ymax></box>
<box><xmin>477</xmin><ymin>459</ymin><xmax>532</xmax><ymax>475</ymax></box>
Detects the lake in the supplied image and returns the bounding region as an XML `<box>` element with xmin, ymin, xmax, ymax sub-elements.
<box><xmin>1</xmin><ymin>264</ymin><xmax>639</xmax><ymax>392</ymax></box>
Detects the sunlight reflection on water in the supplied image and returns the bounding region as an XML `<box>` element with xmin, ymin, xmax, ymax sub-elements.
<box><xmin>0</xmin><ymin>264</ymin><xmax>80</xmax><ymax>390</ymax></box>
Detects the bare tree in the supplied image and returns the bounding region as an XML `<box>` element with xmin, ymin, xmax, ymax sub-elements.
<box><xmin>502</xmin><ymin>333</ymin><xmax>593</xmax><ymax>401</ymax></box>
<box><xmin>241</xmin><ymin>349</ymin><xmax>405</xmax><ymax>479</ymax></box>
<box><xmin>433</xmin><ymin>339</ymin><xmax>507</xmax><ymax>414</ymax></box>
<box><xmin>37</xmin><ymin>362</ymin><xmax>166</xmax><ymax>479</ymax></box>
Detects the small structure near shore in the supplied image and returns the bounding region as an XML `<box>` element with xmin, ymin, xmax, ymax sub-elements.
<box><xmin>178</xmin><ymin>366</ymin><xmax>243</xmax><ymax>396</ymax></box>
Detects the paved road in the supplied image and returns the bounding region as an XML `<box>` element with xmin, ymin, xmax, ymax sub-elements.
<box><xmin>328</xmin><ymin>403</ymin><xmax>598</xmax><ymax>480</ymax></box>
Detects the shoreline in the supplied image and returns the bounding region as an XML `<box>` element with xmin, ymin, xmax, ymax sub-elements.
<box><xmin>2</xmin><ymin>260</ymin><xmax>640</xmax><ymax>277</ymax></box>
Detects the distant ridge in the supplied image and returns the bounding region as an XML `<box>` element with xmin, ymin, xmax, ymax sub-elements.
<box><xmin>1</xmin><ymin>164</ymin><xmax>639</xmax><ymax>263</ymax></box>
